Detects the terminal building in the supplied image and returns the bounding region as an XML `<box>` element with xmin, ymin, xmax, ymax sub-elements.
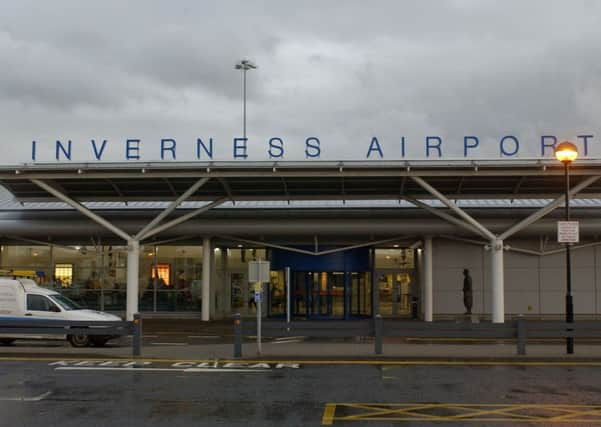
<box><xmin>1</xmin><ymin>155</ymin><xmax>601</xmax><ymax>323</ymax></box>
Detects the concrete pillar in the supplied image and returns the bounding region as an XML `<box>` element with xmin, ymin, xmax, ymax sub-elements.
<box><xmin>126</xmin><ymin>240</ymin><xmax>139</xmax><ymax>321</ymax></box>
<box><xmin>423</xmin><ymin>236</ymin><xmax>433</xmax><ymax>322</ymax></box>
<box><xmin>491</xmin><ymin>239</ymin><xmax>505</xmax><ymax>323</ymax></box>
<box><xmin>202</xmin><ymin>237</ymin><xmax>211</xmax><ymax>321</ymax></box>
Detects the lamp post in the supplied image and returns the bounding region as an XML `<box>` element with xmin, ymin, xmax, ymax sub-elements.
<box><xmin>234</xmin><ymin>59</ymin><xmax>257</xmax><ymax>139</ymax></box>
<box><xmin>555</xmin><ymin>141</ymin><xmax>578</xmax><ymax>354</ymax></box>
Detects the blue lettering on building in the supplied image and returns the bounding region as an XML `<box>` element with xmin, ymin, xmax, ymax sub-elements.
<box><xmin>268</xmin><ymin>137</ymin><xmax>284</xmax><ymax>158</ymax></box>
<box><xmin>305</xmin><ymin>137</ymin><xmax>320</xmax><ymax>158</ymax></box>
<box><xmin>196</xmin><ymin>138</ymin><xmax>213</xmax><ymax>159</ymax></box>
<box><xmin>91</xmin><ymin>139</ymin><xmax>107</xmax><ymax>160</ymax></box>
<box><xmin>161</xmin><ymin>138</ymin><xmax>176</xmax><ymax>160</ymax></box>
<box><xmin>500</xmin><ymin>135</ymin><xmax>519</xmax><ymax>156</ymax></box>
<box><xmin>126</xmin><ymin>139</ymin><xmax>140</xmax><ymax>160</ymax></box>
<box><xmin>233</xmin><ymin>138</ymin><xmax>248</xmax><ymax>159</ymax></box>
<box><xmin>540</xmin><ymin>135</ymin><xmax>557</xmax><ymax>156</ymax></box>
<box><xmin>463</xmin><ymin>136</ymin><xmax>479</xmax><ymax>157</ymax></box>
<box><xmin>366</xmin><ymin>137</ymin><xmax>384</xmax><ymax>158</ymax></box>
<box><xmin>577</xmin><ymin>134</ymin><xmax>593</xmax><ymax>156</ymax></box>
<box><xmin>426</xmin><ymin>136</ymin><xmax>442</xmax><ymax>157</ymax></box>
<box><xmin>55</xmin><ymin>140</ymin><xmax>72</xmax><ymax>161</ymax></box>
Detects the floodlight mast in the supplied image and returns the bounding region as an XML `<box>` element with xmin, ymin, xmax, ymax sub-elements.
<box><xmin>234</xmin><ymin>59</ymin><xmax>257</xmax><ymax>139</ymax></box>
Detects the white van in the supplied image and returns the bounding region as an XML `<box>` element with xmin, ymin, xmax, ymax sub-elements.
<box><xmin>0</xmin><ymin>277</ymin><xmax>122</xmax><ymax>347</ymax></box>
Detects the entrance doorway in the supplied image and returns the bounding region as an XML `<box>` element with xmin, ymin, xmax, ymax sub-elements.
<box><xmin>287</xmin><ymin>271</ymin><xmax>371</xmax><ymax>319</ymax></box>
<box><xmin>376</xmin><ymin>271</ymin><xmax>412</xmax><ymax>317</ymax></box>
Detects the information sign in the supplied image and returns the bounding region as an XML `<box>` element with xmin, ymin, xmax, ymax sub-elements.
<box><xmin>558</xmin><ymin>221</ymin><xmax>579</xmax><ymax>243</ymax></box>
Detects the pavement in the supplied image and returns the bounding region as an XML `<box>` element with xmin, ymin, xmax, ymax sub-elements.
<box><xmin>2</xmin><ymin>318</ymin><xmax>601</xmax><ymax>362</ymax></box>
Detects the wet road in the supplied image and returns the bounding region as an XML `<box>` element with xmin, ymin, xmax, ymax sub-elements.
<box><xmin>2</xmin><ymin>360</ymin><xmax>601</xmax><ymax>426</ymax></box>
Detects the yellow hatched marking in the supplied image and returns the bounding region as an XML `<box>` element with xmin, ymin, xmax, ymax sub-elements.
<box><xmin>322</xmin><ymin>403</ymin><xmax>601</xmax><ymax>424</ymax></box>
<box><xmin>321</xmin><ymin>403</ymin><xmax>336</xmax><ymax>425</ymax></box>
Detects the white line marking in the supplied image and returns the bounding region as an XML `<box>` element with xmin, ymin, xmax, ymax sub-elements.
<box><xmin>150</xmin><ymin>342</ymin><xmax>187</xmax><ymax>346</ymax></box>
<box><xmin>271</xmin><ymin>339</ymin><xmax>302</xmax><ymax>344</ymax></box>
<box><xmin>0</xmin><ymin>391</ymin><xmax>52</xmax><ymax>401</ymax></box>
<box><xmin>275</xmin><ymin>336</ymin><xmax>305</xmax><ymax>341</ymax></box>
<box><xmin>55</xmin><ymin>367</ymin><xmax>269</xmax><ymax>373</ymax></box>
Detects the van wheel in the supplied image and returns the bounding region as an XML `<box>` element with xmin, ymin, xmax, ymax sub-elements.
<box><xmin>0</xmin><ymin>339</ymin><xmax>15</xmax><ymax>345</ymax></box>
<box><xmin>91</xmin><ymin>337</ymin><xmax>109</xmax><ymax>347</ymax></box>
<box><xmin>68</xmin><ymin>334</ymin><xmax>91</xmax><ymax>347</ymax></box>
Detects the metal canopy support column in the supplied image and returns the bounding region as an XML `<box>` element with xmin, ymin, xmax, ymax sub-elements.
<box><xmin>411</xmin><ymin>176</ymin><xmax>496</xmax><ymax>241</ymax></box>
<box><xmin>135</xmin><ymin>177</ymin><xmax>210</xmax><ymax>240</ymax></box>
<box><xmin>491</xmin><ymin>239</ymin><xmax>505</xmax><ymax>323</ymax></box>
<box><xmin>423</xmin><ymin>236</ymin><xmax>433</xmax><ymax>322</ymax></box>
<box><xmin>126</xmin><ymin>240</ymin><xmax>139</xmax><ymax>321</ymax></box>
<box><xmin>202</xmin><ymin>237</ymin><xmax>212</xmax><ymax>321</ymax></box>
<box><xmin>498</xmin><ymin>175</ymin><xmax>601</xmax><ymax>241</ymax></box>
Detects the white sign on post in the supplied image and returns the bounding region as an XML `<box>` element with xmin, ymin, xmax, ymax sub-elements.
<box><xmin>248</xmin><ymin>260</ymin><xmax>271</xmax><ymax>283</ymax></box>
<box><xmin>247</xmin><ymin>260</ymin><xmax>270</xmax><ymax>356</ymax></box>
<box><xmin>558</xmin><ymin>221</ymin><xmax>579</xmax><ymax>243</ymax></box>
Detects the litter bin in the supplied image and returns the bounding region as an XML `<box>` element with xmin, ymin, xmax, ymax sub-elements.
<box><xmin>411</xmin><ymin>297</ymin><xmax>418</xmax><ymax>319</ymax></box>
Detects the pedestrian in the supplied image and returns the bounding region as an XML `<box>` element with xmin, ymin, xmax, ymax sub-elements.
<box><xmin>463</xmin><ymin>268</ymin><xmax>473</xmax><ymax>315</ymax></box>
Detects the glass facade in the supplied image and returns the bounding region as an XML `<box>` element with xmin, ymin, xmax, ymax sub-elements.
<box><xmin>0</xmin><ymin>244</ymin><xmax>417</xmax><ymax>318</ymax></box>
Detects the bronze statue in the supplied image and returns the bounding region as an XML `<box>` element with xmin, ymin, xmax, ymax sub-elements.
<box><xmin>463</xmin><ymin>268</ymin><xmax>473</xmax><ymax>315</ymax></box>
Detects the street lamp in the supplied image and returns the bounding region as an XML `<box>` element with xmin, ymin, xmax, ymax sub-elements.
<box><xmin>555</xmin><ymin>140</ymin><xmax>578</xmax><ymax>354</ymax></box>
<box><xmin>234</xmin><ymin>59</ymin><xmax>257</xmax><ymax>139</ymax></box>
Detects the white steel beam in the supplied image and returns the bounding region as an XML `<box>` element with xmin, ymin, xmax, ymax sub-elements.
<box><xmin>411</xmin><ymin>176</ymin><xmax>496</xmax><ymax>241</ymax></box>
<box><xmin>202</xmin><ymin>237</ymin><xmax>211</xmax><ymax>321</ymax></box>
<box><xmin>139</xmin><ymin>198</ymin><xmax>228</xmax><ymax>241</ymax></box>
<box><xmin>30</xmin><ymin>179</ymin><xmax>131</xmax><ymax>242</ymax></box>
<box><xmin>498</xmin><ymin>175</ymin><xmax>601</xmax><ymax>241</ymax></box>
<box><xmin>404</xmin><ymin>196</ymin><xmax>482</xmax><ymax>237</ymax></box>
<box><xmin>219</xmin><ymin>235</ymin><xmax>410</xmax><ymax>256</ymax></box>
<box><xmin>134</xmin><ymin>177</ymin><xmax>210</xmax><ymax>240</ymax></box>
<box><xmin>423</xmin><ymin>237</ymin><xmax>433</xmax><ymax>322</ymax></box>
<box><xmin>126</xmin><ymin>240</ymin><xmax>139</xmax><ymax>320</ymax></box>
<box><xmin>491</xmin><ymin>239</ymin><xmax>505</xmax><ymax>323</ymax></box>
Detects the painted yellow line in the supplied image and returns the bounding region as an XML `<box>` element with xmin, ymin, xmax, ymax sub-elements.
<box><xmin>1</xmin><ymin>356</ymin><xmax>601</xmax><ymax>366</ymax></box>
<box><xmin>321</xmin><ymin>403</ymin><xmax>336</xmax><ymax>425</ymax></box>
<box><xmin>322</xmin><ymin>403</ymin><xmax>601</xmax><ymax>424</ymax></box>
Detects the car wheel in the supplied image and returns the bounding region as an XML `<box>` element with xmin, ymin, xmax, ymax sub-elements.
<box><xmin>68</xmin><ymin>334</ymin><xmax>91</xmax><ymax>347</ymax></box>
<box><xmin>91</xmin><ymin>337</ymin><xmax>109</xmax><ymax>347</ymax></box>
<box><xmin>0</xmin><ymin>338</ymin><xmax>15</xmax><ymax>345</ymax></box>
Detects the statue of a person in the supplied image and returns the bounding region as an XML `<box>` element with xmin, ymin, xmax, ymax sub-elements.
<box><xmin>463</xmin><ymin>268</ymin><xmax>473</xmax><ymax>315</ymax></box>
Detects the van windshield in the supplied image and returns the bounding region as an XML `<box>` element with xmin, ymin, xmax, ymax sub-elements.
<box><xmin>51</xmin><ymin>294</ymin><xmax>83</xmax><ymax>311</ymax></box>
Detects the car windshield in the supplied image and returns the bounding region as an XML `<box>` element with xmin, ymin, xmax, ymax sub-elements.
<box><xmin>51</xmin><ymin>294</ymin><xmax>83</xmax><ymax>311</ymax></box>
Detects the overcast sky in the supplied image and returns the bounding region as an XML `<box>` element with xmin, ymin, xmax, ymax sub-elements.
<box><xmin>1</xmin><ymin>0</ymin><xmax>600</xmax><ymax>161</ymax></box>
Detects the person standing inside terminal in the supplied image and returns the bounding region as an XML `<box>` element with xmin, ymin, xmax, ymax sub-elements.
<box><xmin>463</xmin><ymin>269</ymin><xmax>473</xmax><ymax>315</ymax></box>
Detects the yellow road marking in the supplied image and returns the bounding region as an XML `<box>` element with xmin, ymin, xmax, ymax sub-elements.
<box><xmin>321</xmin><ymin>403</ymin><xmax>336</xmax><ymax>425</ymax></box>
<box><xmin>322</xmin><ymin>403</ymin><xmax>601</xmax><ymax>424</ymax></box>
<box><xmin>1</xmin><ymin>356</ymin><xmax>601</xmax><ymax>366</ymax></box>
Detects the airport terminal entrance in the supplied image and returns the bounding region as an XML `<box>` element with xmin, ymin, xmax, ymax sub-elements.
<box><xmin>268</xmin><ymin>247</ymin><xmax>372</xmax><ymax>319</ymax></box>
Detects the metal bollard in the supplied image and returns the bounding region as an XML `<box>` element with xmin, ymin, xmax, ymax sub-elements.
<box><xmin>375</xmin><ymin>314</ymin><xmax>383</xmax><ymax>355</ymax></box>
<box><xmin>133</xmin><ymin>313</ymin><xmax>142</xmax><ymax>357</ymax></box>
<box><xmin>233</xmin><ymin>313</ymin><xmax>242</xmax><ymax>358</ymax></box>
<box><xmin>516</xmin><ymin>317</ymin><xmax>527</xmax><ymax>355</ymax></box>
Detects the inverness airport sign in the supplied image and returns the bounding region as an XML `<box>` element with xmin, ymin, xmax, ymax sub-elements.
<box><xmin>5</xmin><ymin>132</ymin><xmax>600</xmax><ymax>166</ymax></box>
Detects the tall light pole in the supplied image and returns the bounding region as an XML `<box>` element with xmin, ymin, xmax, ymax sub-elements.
<box><xmin>555</xmin><ymin>140</ymin><xmax>578</xmax><ymax>354</ymax></box>
<box><xmin>235</xmin><ymin>59</ymin><xmax>257</xmax><ymax>139</ymax></box>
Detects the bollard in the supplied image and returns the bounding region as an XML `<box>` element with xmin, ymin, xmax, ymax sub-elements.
<box><xmin>374</xmin><ymin>314</ymin><xmax>383</xmax><ymax>355</ymax></box>
<box><xmin>233</xmin><ymin>313</ymin><xmax>242</xmax><ymax>358</ymax></box>
<box><xmin>133</xmin><ymin>313</ymin><xmax>142</xmax><ymax>357</ymax></box>
<box><xmin>516</xmin><ymin>317</ymin><xmax>527</xmax><ymax>355</ymax></box>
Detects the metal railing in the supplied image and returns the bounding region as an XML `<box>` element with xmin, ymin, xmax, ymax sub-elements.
<box><xmin>232</xmin><ymin>313</ymin><xmax>601</xmax><ymax>357</ymax></box>
<box><xmin>0</xmin><ymin>313</ymin><xmax>143</xmax><ymax>356</ymax></box>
